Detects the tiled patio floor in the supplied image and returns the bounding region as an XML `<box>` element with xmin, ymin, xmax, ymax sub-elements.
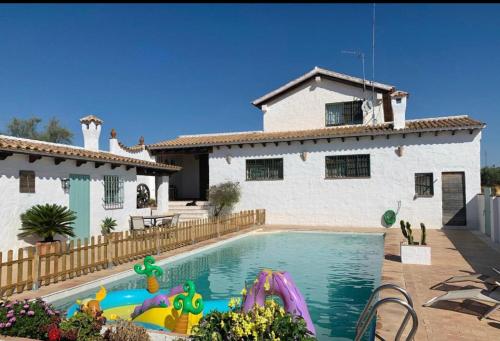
<box><xmin>8</xmin><ymin>225</ymin><xmax>500</xmax><ymax>340</ymax></box>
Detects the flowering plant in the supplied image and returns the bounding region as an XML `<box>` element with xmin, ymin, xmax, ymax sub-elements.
<box><xmin>0</xmin><ymin>298</ymin><xmax>61</xmax><ymax>340</ymax></box>
<box><xmin>191</xmin><ymin>298</ymin><xmax>316</xmax><ymax>340</ymax></box>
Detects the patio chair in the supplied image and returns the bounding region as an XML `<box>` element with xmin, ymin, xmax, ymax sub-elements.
<box><xmin>130</xmin><ymin>216</ymin><xmax>146</xmax><ymax>230</ymax></box>
<box><xmin>424</xmin><ymin>287</ymin><xmax>500</xmax><ymax>320</ymax></box>
<box><xmin>436</xmin><ymin>267</ymin><xmax>500</xmax><ymax>290</ymax></box>
<box><xmin>161</xmin><ymin>214</ymin><xmax>180</xmax><ymax>228</ymax></box>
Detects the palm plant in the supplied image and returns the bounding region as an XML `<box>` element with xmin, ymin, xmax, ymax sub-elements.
<box><xmin>101</xmin><ymin>217</ymin><xmax>117</xmax><ymax>235</ymax></box>
<box><xmin>18</xmin><ymin>204</ymin><xmax>76</xmax><ymax>242</ymax></box>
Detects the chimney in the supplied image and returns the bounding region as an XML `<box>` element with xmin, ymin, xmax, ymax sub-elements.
<box><xmin>391</xmin><ymin>91</ymin><xmax>408</xmax><ymax>130</ymax></box>
<box><xmin>80</xmin><ymin>115</ymin><xmax>103</xmax><ymax>151</ymax></box>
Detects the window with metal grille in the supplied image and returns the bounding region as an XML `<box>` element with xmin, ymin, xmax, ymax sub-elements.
<box><xmin>19</xmin><ymin>170</ymin><xmax>35</xmax><ymax>193</ymax></box>
<box><xmin>103</xmin><ymin>175</ymin><xmax>124</xmax><ymax>209</ymax></box>
<box><xmin>415</xmin><ymin>173</ymin><xmax>434</xmax><ymax>197</ymax></box>
<box><xmin>325</xmin><ymin>155</ymin><xmax>370</xmax><ymax>178</ymax></box>
<box><xmin>325</xmin><ymin>101</ymin><xmax>363</xmax><ymax>126</ymax></box>
<box><xmin>246</xmin><ymin>158</ymin><xmax>283</xmax><ymax>181</ymax></box>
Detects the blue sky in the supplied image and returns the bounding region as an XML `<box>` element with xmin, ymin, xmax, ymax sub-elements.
<box><xmin>0</xmin><ymin>4</ymin><xmax>499</xmax><ymax>165</ymax></box>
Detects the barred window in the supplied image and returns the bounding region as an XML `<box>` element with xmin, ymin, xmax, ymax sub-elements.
<box><xmin>415</xmin><ymin>173</ymin><xmax>434</xmax><ymax>197</ymax></box>
<box><xmin>19</xmin><ymin>170</ymin><xmax>35</xmax><ymax>193</ymax></box>
<box><xmin>246</xmin><ymin>158</ymin><xmax>283</xmax><ymax>181</ymax></box>
<box><xmin>103</xmin><ymin>175</ymin><xmax>124</xmax><ymax>209</ymax></box>
<box><xmin>325</xmin><ymin>155</ymin><xmax>370</xmax><ymax>178</ymax></box>
<box><xmin>325</xmin><ymin>101</ymin><xmax>363</xmax><ymax>126</ymax></box>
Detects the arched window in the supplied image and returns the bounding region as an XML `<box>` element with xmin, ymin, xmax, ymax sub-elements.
<box><xmin>137</xmin><ymin>183</ymin><xmax>150</xmax><ymax>208</ymax></box>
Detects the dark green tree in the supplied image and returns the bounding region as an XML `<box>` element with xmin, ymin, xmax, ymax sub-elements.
<box><xmin>4</xmin><ymin>116</ymin><xmax>73</xmax><ymax>144</ymax></box>
<box><xmin>481</xmin><ymin>166</ymin><xmax>500</xmax><ymax>187</ymax></box>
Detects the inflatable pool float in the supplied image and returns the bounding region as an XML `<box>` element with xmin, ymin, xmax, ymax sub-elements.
<box><xmin>67</xmin><ymin>256</ymin><xmax>229</xmax><ymax>334</ymax></box>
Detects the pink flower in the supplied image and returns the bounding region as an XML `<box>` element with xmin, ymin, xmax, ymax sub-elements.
<box><xmin>23</xmin><ymin>304</ymin><xmax>29</xmax><ymax>309</ymax></box>
<box><xmin>7</xmin><ymin>310</ymin><xmax>13</xmax><ymax>314</ymax></box>
<box><xmin>9</xmin><ymin>317</ymin><xmax>16</xmax><ymax>323</ymax></box>
<box><xmin>6</xmin><ymin>313</ymin><xmax>13</xmax><ymax>319</ymax></box>
<box><xmin>0</xmin><ymin>323</ymin><xmax>5</xmax><ymax>328</ymax></box>
<box><xmin>20</xmin><ymin>310</ymin><xmax>26</xmax><ymax>314</ymax></box>
<box><xmin>5</xmin><ymin>322</ymin><xmax>11</xmax><ymax>328</ymax></box>
<box><xmin>27</xmin><ymin>310</ymin><xmax>35</xmax><ymax>316</ymax></box>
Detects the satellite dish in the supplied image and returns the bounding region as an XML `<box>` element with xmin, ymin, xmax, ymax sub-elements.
<box><xmin>362</xmin><ymin>100</ymin><xmax>373</xmax><ymax>114</ymax></box>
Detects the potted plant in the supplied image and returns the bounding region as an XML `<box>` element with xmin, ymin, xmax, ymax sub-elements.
<box><xmin>101</xmin><ymin>217</ymin><xmax>117</xmax><ymax>235</ymax></box>
<box><xmin>18</xmin><ymin>204</ymin><xmax>76</xmax><ymax>255</ymax></box>
<box><xmin>399</xmin><ymin>220</ymin><xmax>431</xmax><ymax>265</ymax></box>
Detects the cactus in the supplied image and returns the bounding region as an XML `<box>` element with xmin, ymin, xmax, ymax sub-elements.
<box><xmin>420</xmin><ymin>223</ymin><xmax>427</xmax><ymax>245</ymax></box>
<box><xmin>400</xmin><ymin>220</ymin><xmax>408</xmax><ymax>239</ymax></box>
<box><xmin>405</xmin><ymin>221</ymin><xmax>414</xmax><ymax>245</ymax></box>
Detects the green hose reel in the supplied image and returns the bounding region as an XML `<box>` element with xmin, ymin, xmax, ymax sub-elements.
<box><xmin>383</xmin><ymin>210</ymin><xmax>397</xmax><ymax>226</ymax></box>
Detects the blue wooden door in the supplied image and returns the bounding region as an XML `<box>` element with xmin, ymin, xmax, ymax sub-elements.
<box><xmin>69</xmin><ymin>174</ymin><xmax>90</xmax><ymax>239</ymax></box>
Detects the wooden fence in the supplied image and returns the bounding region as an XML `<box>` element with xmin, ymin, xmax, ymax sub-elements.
<box><xmin>0</xmin><ymin>209</ymin><xmax>265</xmax><ymax>297</ymax></box>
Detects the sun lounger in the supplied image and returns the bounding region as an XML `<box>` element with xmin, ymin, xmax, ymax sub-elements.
<box><xmin>439</xmin><ymin>267</ymin><xmax>500</xmax><ymax>289</ymax></box>
<box><xmin>424</xmin><ymin>287</ymin><xmax>500</xmax><ymax>320</ymax></box>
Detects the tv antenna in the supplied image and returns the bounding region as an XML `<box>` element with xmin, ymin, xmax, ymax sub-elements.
<box><xmin>341</xmin><ymin>50</ymin><xmax>366</xmax><ymax>93</ymax></box>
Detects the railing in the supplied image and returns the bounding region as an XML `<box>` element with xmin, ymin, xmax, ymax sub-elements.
<box><xmin>355</xmin><ymin>283</ymin><xmax>418</xmax><ymax>341</ymax></box>
<box><xmin>0</xmin><ymin>209</ymin><xmax>265</xmax><ymax>297</ymax></box>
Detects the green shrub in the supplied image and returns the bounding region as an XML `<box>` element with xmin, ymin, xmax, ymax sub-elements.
<box><xmin>0</xmin><ymin>298</ymin><xmax>61</xmax><ymax>340</ymax></box>
<box><xmin>59</xmin><ymin>311</ymin><xmax>106</xmax><ymax>341</ymax></box>
<box><xmin>101</xmin><ymin>217</ymin><xmax>117</xmax><ymax>235</ymax></box>
<box><xmin>18</xmin><ymin>204</ymin><xmax>76</xmax><ymax>242</ymax></box>
<box><xmin>191</xmin><ymin>299</ymin><xmax>316</xmax><ymax>340</ymax></box>
<box><xmin>208</xmin><ymin>182</ymin><xmax>241</xmax><ymax>217</ymax></box>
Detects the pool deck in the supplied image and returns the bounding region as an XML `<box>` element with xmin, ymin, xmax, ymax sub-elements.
<box><xmin>8</xmin><ymin>225</ymin><xmax>500</xmax><ymax>340</ymax></box>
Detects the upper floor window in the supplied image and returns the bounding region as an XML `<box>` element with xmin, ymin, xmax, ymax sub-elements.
<box><xmin>415</xmin><ymin>173</ymin><xmax>434</xmax><ymax>197</ymax></box>
<box><xmin>19</xmin><ymin>170</ymin><xmax>35</xmax><ymax>193</ymax></box>
<box><xmin>325</xmin><ymin>101</ymin><xmax>363</xmax><ymax>126</ymax></box>
<box><xmin>325</xmin><ymin>155</ymin><xmax>370</xmax><ymax>178</ymax></box>
<box><xmin>104</xmin><ymin>175</ymin><xmax>124</xmax><ymax>209</ymax></box>
<box><xmin>246</xmin><ymin>158</ymin><xmax>283</xmax><ymax>181</ymax></box>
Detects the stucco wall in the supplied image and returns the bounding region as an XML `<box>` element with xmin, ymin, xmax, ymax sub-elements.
<box><xmin>263</xmin><ymin>78</ymin><xmax>386</xmax><ymax>132</ymax></box>
<box><xmin>0</xmin><ymin>154</ymin><xmax>144</xmax><ymax>252</ymax></box>
<box><xmin>209</xmin><ymin>130</ymin><xmax>481</xmax><ymax>229</ymax></box>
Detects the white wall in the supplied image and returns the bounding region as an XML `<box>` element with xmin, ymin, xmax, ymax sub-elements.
<box><xmin>209</xmin><ymin>130</ymin><xmax>481</xmax><ymax>229</ymax></box>
<box><xmin>0</xmin><ymin>154</ymin><xmax>145</xmax><ymax>252</ymax></box>
<box><xmin>263</xmin><ymin>78</ymin><xmax>386</xmax><ymax>132</ymax></box>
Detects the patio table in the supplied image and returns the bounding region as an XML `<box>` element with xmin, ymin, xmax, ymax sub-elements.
<box><xmin>142</xmin><ymin>214</ymin><xmax>175</xmax><ymax>227</ymax></box>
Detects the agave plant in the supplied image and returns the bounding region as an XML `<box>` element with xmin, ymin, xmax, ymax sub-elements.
<box><xmin>101</xmin><ymin>217</ymin><xmax>117</xmax><ymax>235</ymax></box>
<box><xmin>18</xmin><ymin>204</ymin><xmax>76</xmax><ymax>242</ymax></box>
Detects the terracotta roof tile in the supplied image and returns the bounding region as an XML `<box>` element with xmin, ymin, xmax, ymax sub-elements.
<box><xmin>0</xmin><ymin>135</ymin><xmax>180</xmax><ymax>172</ymax></box>
<box><xmin>148</xmin><ymin>116</ymin><xmax>484</xmax><ymax>150</ymax></box>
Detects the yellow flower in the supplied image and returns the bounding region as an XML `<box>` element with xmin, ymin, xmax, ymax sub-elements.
<box><xmin>109</xmin><ymin>313</ymin><xmax>118</xmax><ymax>320</ymax></box>
<box><xmin>264</xmin><ymin>280</ymin><xmax>270</xmax><ymax>291</ymax></box>
<box><xmin>241</xmin><ymin>287</ymin><xmax>247</xmax><ymax>296</ymax></box>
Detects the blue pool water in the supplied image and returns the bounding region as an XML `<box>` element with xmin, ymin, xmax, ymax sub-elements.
<box><xmin>52</xmin><ymin>232</ymin><xmax>384</xmax><ymax>340</ymax></box>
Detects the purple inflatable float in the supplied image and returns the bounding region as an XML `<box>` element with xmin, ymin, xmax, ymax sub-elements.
<box><xmin>242</xmin><ymin>270</ymin><xmax>316</xmax><ymax>335</ymax></box>
<box><xmin>131</xmin><ymin>284</ymin><xmax>184</xmax><ymax>319</ymax></box>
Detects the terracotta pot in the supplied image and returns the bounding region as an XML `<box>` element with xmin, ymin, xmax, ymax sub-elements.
<box><xmin>36</xmin><ymin>241</ymin><xmax>60</xmax><ymax>257</ymax></box>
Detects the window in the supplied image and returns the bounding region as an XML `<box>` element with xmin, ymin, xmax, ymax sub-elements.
<box><xmin>325</xmin><ymin>155</ymin><xmax>370</xmax><ymax>178</ymax></box>
<box><xmin>103</xmin><ymin>175</ymin><xmax>124</xmax><ymax>209</ymax></box>
<box><xmin>325</xmin><ymin>101</ymin><xmax>363</xmax><ymax>126</ymax></box>
<box><xmin>415</xmin><ymin>173</ymin><xmax>434</xmax><ymax>197</ymax></box>
<box><xmin>246</xmin><ymin>158</ymin><xmax>283</xmax><ymax>181</ymax></box>
<box><xmin>19</xmin><ymin>171</ymin><xmax>35</xmax><ymax>193</ymax></box>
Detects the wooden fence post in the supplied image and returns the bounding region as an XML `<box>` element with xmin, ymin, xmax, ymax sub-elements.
<box><xmin>156</xmin><ymin>228</ymin><xmax>161</xmax><ymax>256</ymax></box>
<box><xmin>32</xmin><ymin>245</ymin><xmax>40</xmax><ymax>290</ymax></box>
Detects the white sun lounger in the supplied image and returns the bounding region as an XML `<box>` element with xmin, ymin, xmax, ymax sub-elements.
<box><xmin>424</xmin><ymin>287</ymin><xmax>500</xmax><ymax>320</ymax></box>
<box><xmin>439</xmin><ymin>267</ymin><xmax>500</xmax><ymax>289</ymax></box>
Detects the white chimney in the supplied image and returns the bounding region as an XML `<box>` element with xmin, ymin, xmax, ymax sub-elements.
<box><xmin>80</xmin><ymin>115</ymin><xmax>103</xmax><ymax>151</ymax></box>
<box><xmin>391</xmin><ymin>91</ymin><xmax>408</xmax><ymax>130</ymax></box>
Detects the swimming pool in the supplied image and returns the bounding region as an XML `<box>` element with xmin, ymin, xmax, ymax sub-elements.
<box><xmin>51</xmin><ymin>232</ymin><xmax>384</xmax><ymax>340</ymax></box>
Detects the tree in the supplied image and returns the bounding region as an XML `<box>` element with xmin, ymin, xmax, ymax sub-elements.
<box><xmin>18</xmin><ymin>204</ymin><xmax>76</xmax><ymax>242</ymax></box>
<box><xmin>481</xmin><ymin>166</ymin><xmax>500</xmax><ymax>187</ymax></box>
<box><xmin>41</xmin><ymin>118</ymin><xmax>74</xmax><ymax>144</ymax></box>
<box><xmin>4</xmin><ymin>116</ymin><xmax>73</xmax><ymax>144</ymax></box>
<box><xmin>208</xmin><ymin>181</ymin><xmax>241</xmax><ymax>217</ymax></box>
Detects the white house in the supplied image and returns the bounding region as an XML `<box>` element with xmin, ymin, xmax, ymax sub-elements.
<box><xmin>0</xmin><ymin>115</ymin><xmax>180</xmax><ymax>251</ymax></box>
<box><xmin>147</xmin><ymin>67</ymin><xmax>485</xmax><ymax>229</ymax></box>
